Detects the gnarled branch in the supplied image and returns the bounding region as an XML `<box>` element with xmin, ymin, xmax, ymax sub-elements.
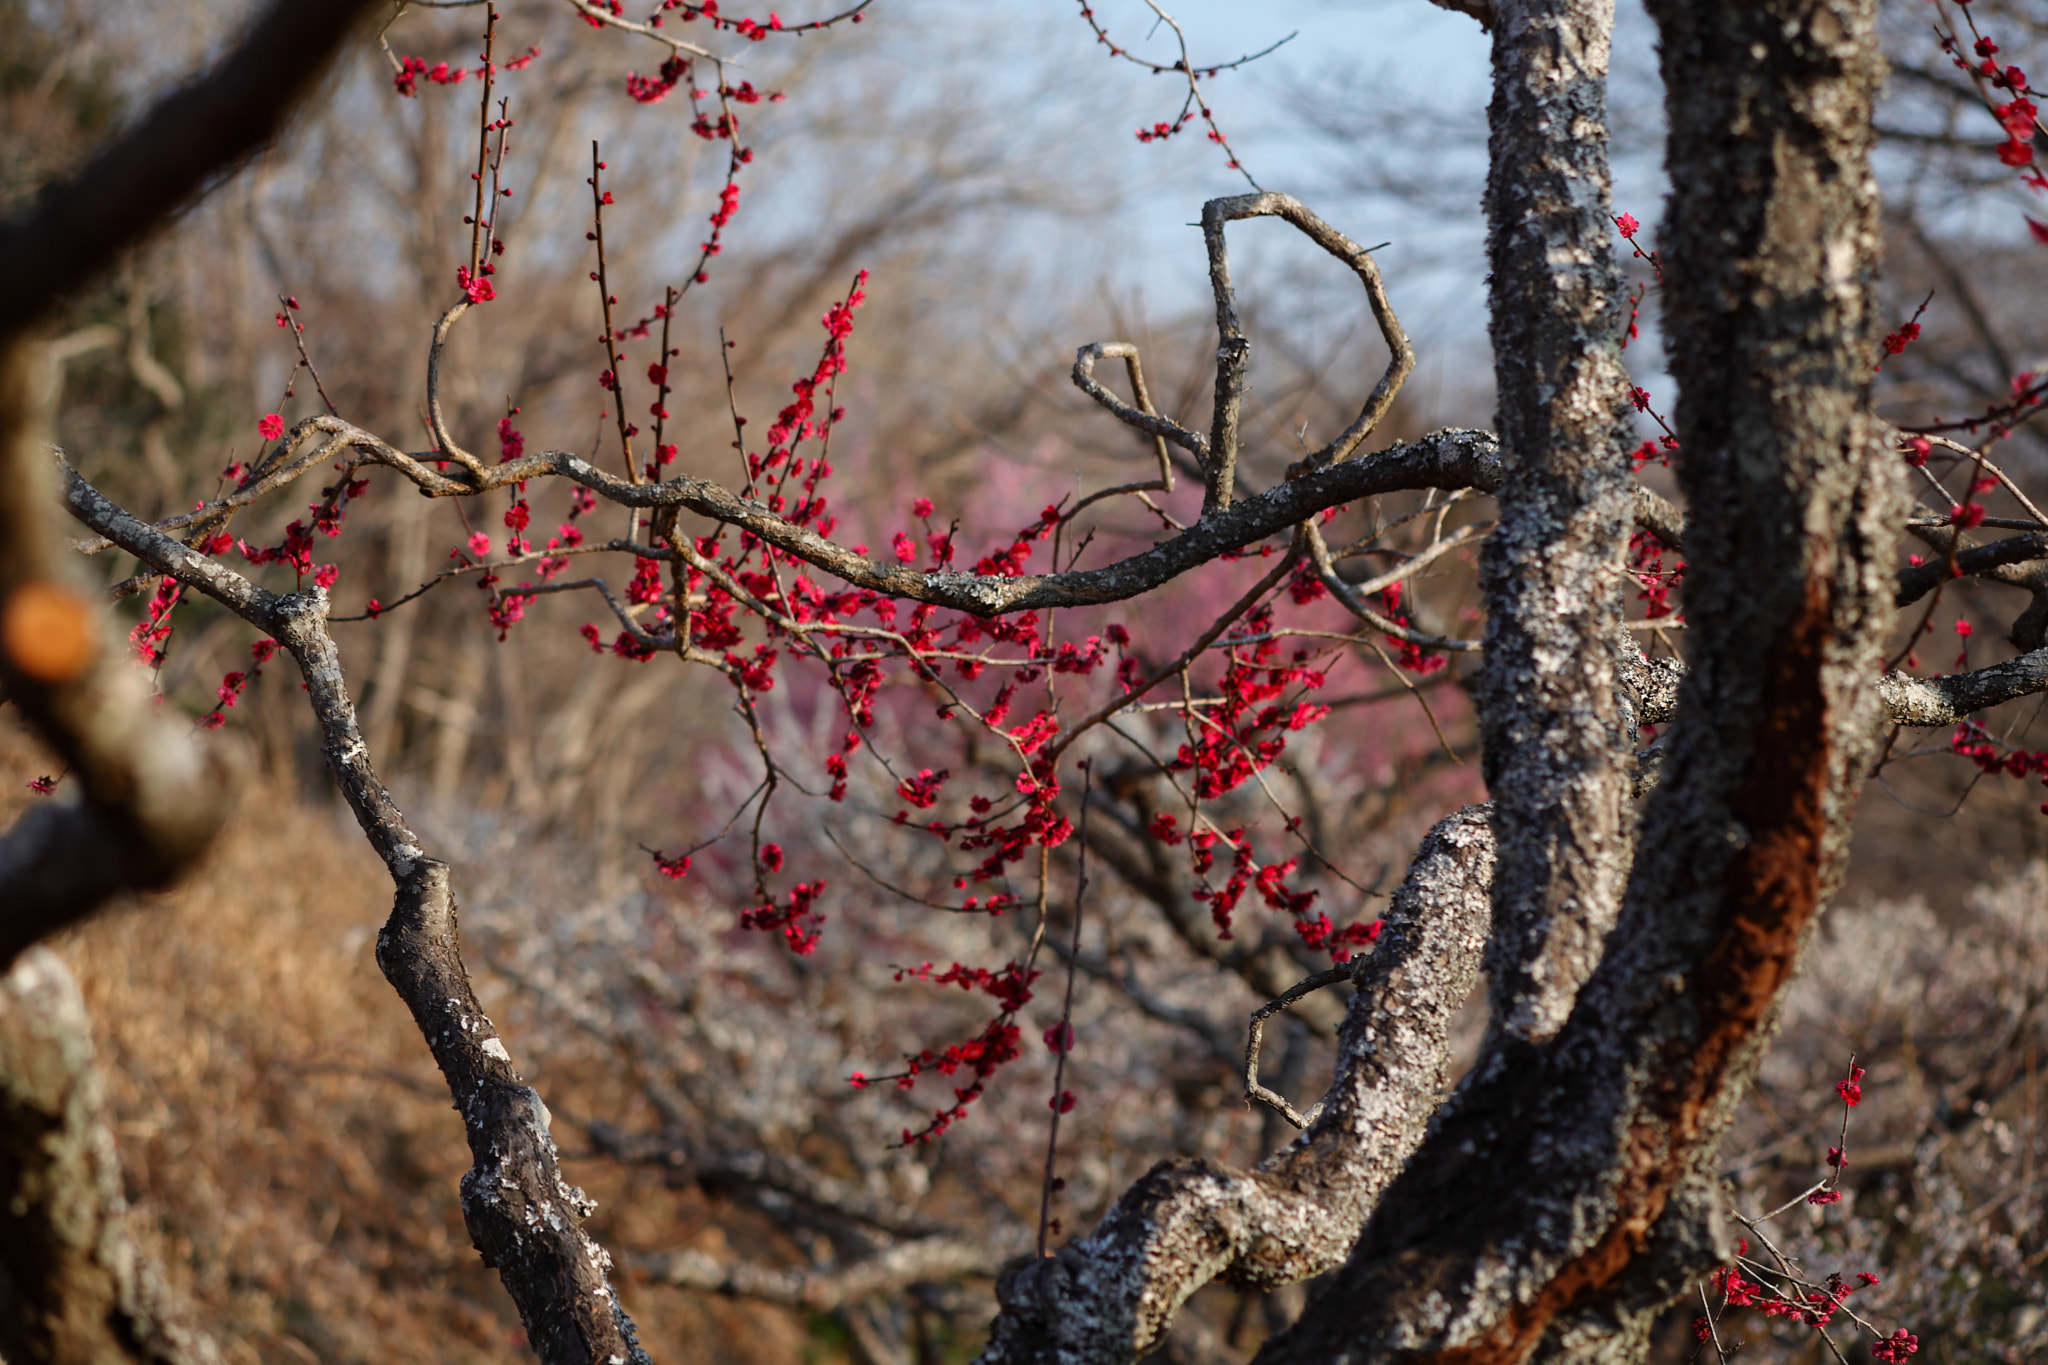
<box><xmin>976</xmin><ymin>806</ymin><xmax>1494</xmax><ymax>1365</ymax></box>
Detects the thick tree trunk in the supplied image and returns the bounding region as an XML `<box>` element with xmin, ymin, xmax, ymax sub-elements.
<box><xmin>1471</xmin><ymin>0</ymin><xmax>1636</xmax><ymax>1051</ymax></box>
<box><xmin>1255</xmin><ymin>2</ymin><xmax>1893</xmax><ymax>1362</ymax></box>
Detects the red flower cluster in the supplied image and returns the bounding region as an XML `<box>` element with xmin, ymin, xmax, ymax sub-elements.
<box><xmin>1627</xmin><ymin>530</ymin><xmax>1684</xmax><ymax>621</ymax></box>
<box><xmin>857</xmin><ymin>959</ymin><xmax>1042</xmax><ymax>1142</ymax></box>
<box><xmin>198</xmin><ymin>638</ymin><xmax>280</xmax><ymax>731</ymax></box>
<box><xmin>1837</xmin><ymin>1062</ymin><xmax>1866</xmax><ymax>1108</ymax></box>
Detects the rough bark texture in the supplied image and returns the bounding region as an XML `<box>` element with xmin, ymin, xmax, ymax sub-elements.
<box><xmin>975</xmin><ymin>807</ymin><xmax>1495</xmax><ymax>1365</ymax></box>
<box><xmin>1427</xmin><ymin>0</ymin><xmax>1499</xmax><ymax>30</ymax></box>
<box><xmin>1473</xmin><ymin>0</ymin><xmax>1637</xmax><ymax>1051</ymax></box>
<box><xmin>1876</xmin><ymin>647</ymin><xmax>2048</xmax><ymax>725</ymax></box>
<box><xmin>0</xmin><ymin>948</ymin><xmax>222</xmax><ymax>1365</ymax></box>
<box><xmin>1252</xmin><ymin>3</ymin><xmax>1892</xmax><ymax>1362</ymax></box>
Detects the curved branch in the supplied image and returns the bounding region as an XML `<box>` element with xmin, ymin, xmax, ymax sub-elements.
<box><xmin>1072</xmin><ymin>342</ymin><xmax>1205</xmax><ymax>464</ymax></box>
<box><xmin>275</xmin><ymin>417</ymin><xmax>1508</xmax><ymax>616</ymax></box>
<box><xmin>1200</xmin><ymin>194</ymin><xmax>1416</xmax><ymax>510</ymax></box>
<box><xmin>976</xmin><ymin>806</ymin><xmax>1494</xmax><ymax>1365</ymax></box>
<box><xmin>1304</xmin><ymin>520</ymin><xmax>1483</xmax><ymax>654</ymax></box>
<box><xmin>425</xmin><ymin>302</ymin><xmax>487</xmax><ymax>475</ymax></box>
<box><xmin>1243</xmin><ymin>966</ymin><xmax>1351</xmax><ymax>1129</ymax></box>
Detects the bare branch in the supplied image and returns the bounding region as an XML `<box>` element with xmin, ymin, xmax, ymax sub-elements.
<box><xmin>59</xmin><ymin>465</ymin><xmax>654</xmax><ymax>1365</ymax></box>
<box><xmin>1895</xmin><ymin>532</ymin><xmax>2048</xmax><ymax>605</ymax></box>
<box><xmin>1243</xmin><ymin>966</ymin><xmax>1350</xmax><ymax>1129</ymax></box>
<box><xmin>1877</xmin><ymin>648</ymin><xmax>2048</xmax><ymax>726</ymax></box>
<box><xmin>1199</xmin><ymin>194</ymin><xmax>1416</xmax><ymax>510</ymax></box>
<box><xmin>219</xmin><ymin>415</ymin><xmax>1506</xmax><ymax>615</ymax></box>
<box><xmin>1071</xmin><ymin>342</ymin><xmax>1205</xmax><ymax>464</ymax></box>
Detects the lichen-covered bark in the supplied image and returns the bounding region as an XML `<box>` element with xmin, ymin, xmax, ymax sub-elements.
<box><xmin>1877</xmin><ymin>647</ymin><xmax>2048</xmax><ymax>724</ymax></box>
<box><xmin>0</xmin><ymin>949</ymin><xmax>222</xmax><ymax>1365</ymax></box>
<box><xmin>1254</xmin><ymin>4</ymin><xmax>1893</xmax><ymax>1363</ymax></box>
<box><xmin>1473</xmin><ymin>0</ymin><xmax>1637</xmax><ymax>1050</ymax></box>
<box><xmin>975</xmin><ymin>808</ymin><xmax>1495</xmax><ymax>1365</ymax></box>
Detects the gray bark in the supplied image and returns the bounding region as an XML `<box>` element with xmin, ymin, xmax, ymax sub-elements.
<box><xmin>1877</xmin><ymin>647</ymin><xmax>2048</xmax><ymax>726</ymax></box>
<box><xmin>1473</xmin><ymin>0</ymin><xmax>1636</xmax><ymax>1050</ymax></box>
<box><xmin>1257</xmin><ymin>3</ymin><xmax>1893</xmax><ymax>1362</ymax></box>
<box><xmin>976</xmin><ymin>807</ymin><xmax>1494</xmax><ymax>1365</ymax></box>
<box><xmin>115</xmin><ymin>417</ymin><xmax>1503</xmax><ymax>619</ymax></box>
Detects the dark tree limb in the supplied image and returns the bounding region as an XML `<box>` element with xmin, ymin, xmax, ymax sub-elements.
<box><xmin>0</xmin><ymin>0</ymin><xmax>380</xmax><ymax>336</ymax></box>
<box><xmin>0</xmin><ymin>0</ymin><xmax>379</xmax><ymax>955</ymax></box>
<box><xmin>0</xmin><ymin>344</ymin><xmax>223</xmax><ymax>963</ymax></box>
<box><xmin>1894</xmin><ymin>532</ymin><xmax>2048</xmax><ymax>605</ymax></box>
<box><xmin>1906</xmin><ymin>522</ymin><xmax>2048</xmax><ymax>650</ymax></box>
<box><xmin>60</xmin><ymin>470</ymin><xmax>653</xmax><ymax>1365</ymax></box>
